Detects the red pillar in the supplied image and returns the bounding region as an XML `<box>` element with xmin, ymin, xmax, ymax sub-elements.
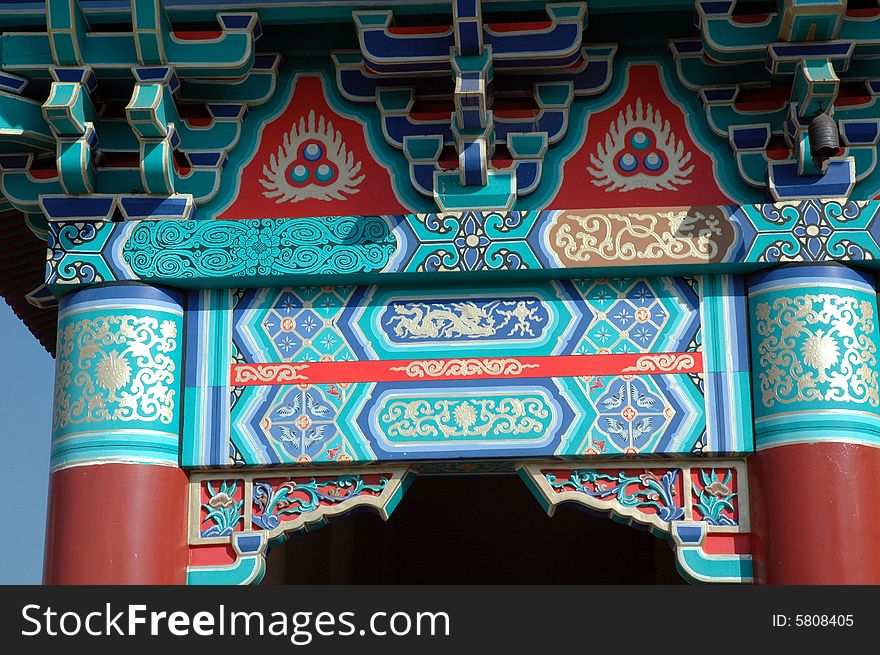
<box><xmin>44</xmin><ymin>464</ymin><xmax>189</xmax><ymax>584</ymax></box>
<box><xmin>747</xmin><ymin>264</ymin><xmax>880</xmax><ymax>584</ymax></box>
<box><xmin>748</xmin><ymin>443</ymin><xmax>880</xmax><ymax>584</ymax></box>
<box><xmin>44</xmin><ymin>284</ymin><xmax>189</xmax><ymax>584</ymax></box>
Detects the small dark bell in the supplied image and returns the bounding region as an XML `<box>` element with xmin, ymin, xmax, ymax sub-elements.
<box><xmin>809</xmin><ymin>112</ymin><xmax>840</xmax><ymax>160</ymax></box>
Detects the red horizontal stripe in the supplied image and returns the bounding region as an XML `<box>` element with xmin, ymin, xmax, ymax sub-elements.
<box><xmin>230</xmin><ymin>352</ymin><xmax>702</xmax><ymax>386</ymax></box>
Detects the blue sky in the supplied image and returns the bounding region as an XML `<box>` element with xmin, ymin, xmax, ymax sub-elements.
<box><xmin>0</xmin><ymin>301</ymin><xmax>53</xmax><ymax>584</ymax></box>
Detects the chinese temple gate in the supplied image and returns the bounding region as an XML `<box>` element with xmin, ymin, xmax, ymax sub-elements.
<box><xmin>2</xmin><ymin>0</ymin><xmax>880</xmax><ymax>585</ymax></box>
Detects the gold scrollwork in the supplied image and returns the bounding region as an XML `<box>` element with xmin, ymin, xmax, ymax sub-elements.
<box><xmin>53</xmin><ymin>315</ymin><xmax>179</xmax><ymax>429</ymax></box>
<box><xmin>620</xmin><ymin>353</ymin><xmax>697</xmax><ymax>373</ymax></box>
<box><xmin>548</xmin><ymin>208</ymin><xmax>733</xmax><ymax>265</ymax></box>
<box><xmin>389</xmin><ymin>358</ymin><xmax>539</xmax><ymax>378</ymax></box>
<box><xmin>231</xmin><ymin>363</ymin><xmax>310</xmax><ymax>385</ymax></box>
<box><xmin>755</xmin><ymin>294</ymin><xmax>879</xmax><ymax>408</ymax></box>
<box><xmin>381</xmin><ymin>397</ymin><xmax>550</xmax><ymax>439</ymax></box>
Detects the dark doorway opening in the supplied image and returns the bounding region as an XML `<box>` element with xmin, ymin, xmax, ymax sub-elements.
<box><xmin>262</xmin><ymin>473</ymin><xmax>685</xmax><ymax>584</ymax></box>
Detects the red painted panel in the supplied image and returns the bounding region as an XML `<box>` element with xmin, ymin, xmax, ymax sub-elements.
<box><xmin>230</xmin><ymin>351</ymin><xmax>703</xmax><ymax>386</ymax></box>
<box><xmin>44</xmin><ymin>464</ymin><xmax>189</xmax><ymax>585</ymax></box>
<box><xmin>189</xmin><ymin>544</ymin><xmax>237</xmax><ymax>567</ymax></box>
<box><xmin>702</xmin><ymin>533</ymin><xmax>752</xmax><ymax>556</ymax></box>
<box><xmin>748</xmin><ymin>442</ymin><xmax>880</xmax><ymax>584</ymax></box>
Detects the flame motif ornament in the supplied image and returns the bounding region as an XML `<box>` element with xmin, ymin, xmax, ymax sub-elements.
<box><xmin>588</xmin><ymin>99</ymin><xmax>693</xmax><ymax>192</ymax></box>
<box><xmin>260</xmin><ymin>110</ymin><xmax>365</xmax><ymax>203</ymax></box>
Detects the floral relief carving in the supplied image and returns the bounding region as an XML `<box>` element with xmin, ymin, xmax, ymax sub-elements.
<box><xmin>53</xmin><ymin>314</ymin><xmax>179</xmax><ymax>429</ymax></box>
<box><xmin>755</xmin><ymin>294</ymin><xmax>878</xmax><ymax>408</ymax></box>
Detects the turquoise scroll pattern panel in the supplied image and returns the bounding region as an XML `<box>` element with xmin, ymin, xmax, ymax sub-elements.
<box><xmin>749</xmin><ymin>265</ymin><xmax>880</xmax><ymax>450</ymax></box>
<box><xmin>182</xmin><ymin>274</ymin><xmax>752</xmax><ymax>467</ymax></box>
<box><xmin>53</xmin><ymin>286</ymin><xmax>185</xmax><ymax>471</ymax></box>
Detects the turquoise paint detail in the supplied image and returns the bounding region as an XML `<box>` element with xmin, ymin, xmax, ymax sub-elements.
<box><xmin>188</xmin><ymin>533</ymin><xmax>267</xmax><ymax>585</ymax></box>
<box><xmin>182</xmin><ymin>385</ymin><xmax>210</xmax><ymax>467</ymax></box>
<box><xmin>670</xmin><ymin>521</ymin><xmax>753</xmax><ymax>583</ymax></box>
<box><xmin>181</xmin><ymin>58</ymin><xmax>279</xmax><ymax>104</ymax></box>
<box><xmin>706</xmin><ymin>103</ymin><xmax>788</xmax><ymax>140</ymax></box>
<box><xmin>141</xmin><ymin>137</ymin><xmax>174</xmax><ymax>194</ymax></box>
<box><xmin>700</xmin><ymin>276</ymin><xmax>753</xmax><ymax>453</ymax></box>
<box><xmin>47</xmin><ymin>221</ymin><xmax>118</xmax><ymax>287</ymax></box>
<box><xmin>571</xmin><ymin>373</ymin><xmax>705</xmax><ymax>455</ymax></box>
<box><xmin>128</xmin><ymin>81</ymin><xmax>243</xmax><ymax>150</ymax></box>
<box><xmin>749</xmin><ymin>264</ymin><xmax>880</xmax><ymax>450</ymax></box>
<box><xmin>698</xmin><ymin>6</ymin><xmax>778</xmax><ymax>64</ymax></box>
<box><xmin>57</xmin><ymin>131</ymin><xmax>96</xmax><ymax>194</ymax></box>
<box><xmin>754</xmin><ymin>412</ymin><xmax>880</xmax><ymax>450</ymax></box>
<box><xmin>742</xmin><ymin>199</ymin><xmax>880</xmax><ymax>262</ymax></box>
<box><xmin>43</xmin><ymin>81</ymin><xmax>94</xmax><ymax>136</ymax></box>
<box><xmin>671</xmin><ymin>41</ymin><xmax>769</xmax><ymax>91</ymax></box>
<box><xmin>46</xmin><ymin>0</ymin><xmax>88</xmax><ymax>66</ymax></box>
<box><xmin>569</xmin><ymin>276</ymin><xmax>698</xmax><ymax>355</ymax></box>
<box><xmin>182</xmin><ymin>289</ymin><xmax>233</xmax><ymax>467</ymax></box>
<box><xmin>676</xmin><ymin>546</ymin><xmax>754</xmax><ymax>585</ymax></box>
<box><xmin>435</xmin><ymin>171</ymin><xmax>515</xmax><ymax>212</ymax></box>
<box><xmin>3</xmin><ymin>4</ymin><xmax>264</xmax><ymax>80</ymax></box>
<box><xmin>232</xmin><ymin>286</ymin><xmax>361</xmax><ymax>365</ymax></box>
<box><xmin>120</xmin><ymin>216</ymin><xmax>396</xmax><ymax>279</ymax></box>
<box><xmin>651</xmin><ymin>55</ymin><xmax>761</xmax><ymax>204</ymax></box>
<box><xmin>51</xmin><ymin>431</ymin><xmax>180</xmax><ymax>470</ymax></box>
<box><xmin>0</xmin><ymin>92</ymin><xmax>55</xmax><ymax>153</ymax></box>
<box><xmin>173</xmin><ymin>166</ymin><xmax>223</xmax><ymax>203</ymax></box>
<box><xmin>400</xmin><ymin>209</ymin><xmax>542</xmax><ymax>273</ymax></box>
<box><xmin>52</xmin><ymin>286</ymin><xmax>185</xmax><ymax>470</ymax></box>
<box><xmin>0</xmin><ymin>53</ymin><xmax>785</xmax><ymax>217</ymax></box>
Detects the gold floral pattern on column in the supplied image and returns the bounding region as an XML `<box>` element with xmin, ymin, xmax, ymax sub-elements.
<box><xmin>754</xmin><ymin>294</ymin><xmax>879</xmax><ymax>408</ymax></box>
<box><xmin>53</xmin><ymin>315</ymin><xmax>179</xmax><ymax>429</ymax></box>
